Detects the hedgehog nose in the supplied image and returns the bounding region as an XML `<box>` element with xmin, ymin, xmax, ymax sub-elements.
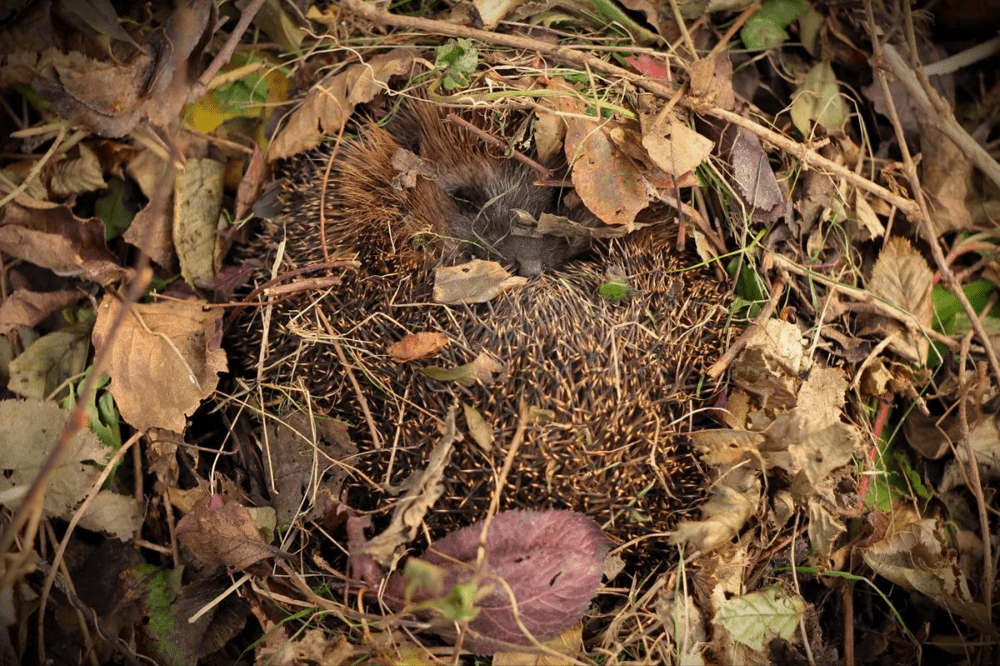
<box><xmin>517</xmin><ymin>258</ymin><xmax>544</xmax><ymax>277</ymax></box>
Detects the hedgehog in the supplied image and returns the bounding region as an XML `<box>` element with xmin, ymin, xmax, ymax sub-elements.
<box><xmin>237</xmin><ymin>97</ymin><xmax>729</xmax><ymax>564</ymax></box>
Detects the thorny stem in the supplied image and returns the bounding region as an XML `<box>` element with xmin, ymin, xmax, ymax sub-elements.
<box><xmin>865</xmin><ymin>0</ymin><xmax>996</xmax><ymax>627</ymax></box>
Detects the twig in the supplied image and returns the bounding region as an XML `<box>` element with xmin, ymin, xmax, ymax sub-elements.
<box><xmin>957</xmin><ymin>332</ymin><xmax>994</xmax><ymax>619</ymax></box>
<box><xmin>879</xmin><ymin>44</ymin><xmax>1000</xmax><ymax>192</ymax></box>
<box><xmin>341</xmin><ymin>0</ymin><xmax>922</xmax><ymax>219</ymax></box>
<box><xmin>446</xmin><ymin>113</ymin><xmax>550</xmax><ymax>177</ymax></box>
<box><xmin>191</xmin><ymin>0</ymin><xmax>267</xmax><ymax>100</ymax></box>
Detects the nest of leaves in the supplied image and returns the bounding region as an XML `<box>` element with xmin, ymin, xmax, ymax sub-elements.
<box><xmin>2</xmin><ymin>0</ymin><xmax>1000</xmax><ymax>664</ymax></box>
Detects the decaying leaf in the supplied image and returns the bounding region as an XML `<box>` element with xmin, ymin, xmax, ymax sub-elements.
<box><xmin>176</xmin><ymin>494</ymin><xmax>284</xmax><ymax>569</ymax></box>
<box><xmin>390</xmin><ymin>510</ymin><xmax>611</xmax><ymax>655</ymax></box>
<box><xmin>790</xmin><ymin>61</ymin><xmax>846</xmax><ymax>136</ymax></box>
<box><xmin>127</xmin><ymin>565</ymin><xmax>250</xmax><ymax>665</ymax></box>
<box><xmin>861</xmin><ymin>517</ymin><xmax>994</xmax><ymax>635</ymax></box>
<box><xmin>261</xmin><ymin>411</ymin><xmax>357</xmax><ymax>525</ymax></box>
<box><xmin>8</xmin><ymin>322</ymin><xmax>90</xmax><ymax>400</ymax></box>
<box><xmin>433</xmin><ymin>259</ymin><xmax>528</xmax><ymax>304</ymax></box>
<box><xmin>565</xmin><ymin>117</ymin><xmax>648</xmax><ymax>227</ymax></box>
<box><xmin>351</xmin><ymin>409</ymin><xmax>458</xmax><ymax>565</ymax></box>
<box><xmin>865</xmin><ymin>237</ymin><xmax>934</xmax><ymax>364</ymax></box>
<box><xmin>269</xmin><ymin>51</ymin><xmax>414</xmax><ymax>160</ymax></box>
<box><xmin>91</xmin><ymin>295</ymin><xmax>227</xmax><ymax>433</ymax></box>
<box><xmin>0</xmin><ymin>398</ymin><xmax>109</xmax><ymax>520</ymax></box>
<box><xmin>0</xmin><ymin>288</ymin><xmax>81</xmax><ymax>336</ymax></box>
<box><xmin>389</xmin><ymin>331</ymin><xmax>449</xmax><ymax>362</ymax></box>
<box><xmin>0</xmin><ymin>197</ymin><xmax>126</xmax><ymax>285</ymax></box>
<box><xmin>174</xmin><ymin>158</ymin><xmax>225</xmax><ymax>287</ymax></box>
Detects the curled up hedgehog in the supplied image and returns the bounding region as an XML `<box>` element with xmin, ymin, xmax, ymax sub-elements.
<box><xmin>236</xmin><ymin>95</ymin><xmax>729</xmax><ymax>569</ymax></box>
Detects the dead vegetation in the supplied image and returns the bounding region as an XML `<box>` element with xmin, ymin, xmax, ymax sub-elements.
<box><xmin>1</xmin><ymin>0</ymin><xmax>1000</xmax><ymax>664</ymax></box>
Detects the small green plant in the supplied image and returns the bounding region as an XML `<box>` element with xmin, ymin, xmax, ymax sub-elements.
<box><xmin>435</xmin><ymin>39</ymin><xmax>478</xmax><ymax>91</ymax></box>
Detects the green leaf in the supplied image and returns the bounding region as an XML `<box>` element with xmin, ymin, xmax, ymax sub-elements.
<box><xmin>94</xmin><ymin>178</ymin><xmax>136</xmax><ymax>240</ymax></box>
<box><xmin>435</xmin><ymin>39</ymin><xmax>478</xmax><ymax>91</ymax></box>
<box><xmin>790</xmin><ymin>61</ymin><xmax>845</xmax><ymax>135</ymax></box>
<box><xmin>599</xmin><ymin>278</ymin><xmax>631</xmax><ymax>302</ymax></box>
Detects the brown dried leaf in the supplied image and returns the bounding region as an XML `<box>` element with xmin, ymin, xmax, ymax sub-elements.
<box><xmin>861</xmin><ymin>517</ymin><xmax>994</xmax><ymax>635</ymax></box>
<box><xmin>262</xmin><ymin>412</ymin><xmax>357</xmax><ymax>526</ymax></box>
<box><xmin>352</xmin><ymin>409</ymin><xmax>457</xmax><ymax>565</ymax></box>
<box><xmin>640</xmin><ymin>111</ymin><xmax>714</xmax><ymax>177</ymax></box>
<box><xmin>76</xmin><ymin>490</ymin><xmax>143</xmax><ymax>541</ymax></box>
<box><xmin>670</xmin><ymin>471</ymin><xmax>758</xmax><ymax>553</ymax></box>
<box><xmin>91</xmin><ymin>296</ymin><xmax>227</xmax><ymax>433</ymax></box>
<box><xmin>565</xmin><ymin>118</ymin><xmax>648</xmax><ymax>226</ymax></box>
<box><xmin>234</xmin><ymin>145</ymin><xmax>267</xmax><ymax>221</ymax></box>
<box><xmin>867</xmin><ymin>237</ymin><xmax>933</xmax><ymax>364</ymax></box>
<box><xmin>174</xmin><ymin>158</ymin><xmax>224</xmax><ymax>287</ymax></box>
<box><xmin>389</xmin><ymin>331</ymin><xmax>449</xmax><ymax>363</ymax></box>
<box><xmin>0</xmin><ymin>288</ymin><xmax>81</xmax><ymax>336</ymax></box>
<box><xmin>28</xmin><ymin>1</ymin><xmax>215</xmax><ymax>137</ymax></box>
<box><xmin>433</xmin><ymin>259</ymin><xmax>527</xmax><ymax>304</ymax></box>
<box><xmin>269</xmin><ymin>51</ymin><xmax>414</xmax><ymax>160</ymax></box>
<box><xmin>922</xmin><ymin>124</ymin><xmax>974</xmax><ymax>236</ymax></box>
<box><xmin>0</xmin><ymin>198</ymin><xmax>126</xmax><ymax>284</ymax></box>
<box><xmin>49</xmin><ymin>144</ymin><xmax>107</xmax><ymax>197</ymax></box>
<box><xmin>176</xmin><ymin>494</ymin><xmax>283</xmax><ymax>569</ymax></box>
<box><xmin>689</xmin><ymin>52</ymin><xmax>735</xmax><ymax>111</ymax></box>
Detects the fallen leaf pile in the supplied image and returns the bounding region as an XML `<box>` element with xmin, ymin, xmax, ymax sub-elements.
<box><xmin>2</xmin><ymin>0</ymin><xmax>1000</xmax><ymax>664</ymax></box>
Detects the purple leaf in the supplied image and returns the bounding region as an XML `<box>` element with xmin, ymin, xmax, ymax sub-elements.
<box><xmin>391</xmin><ymin>509</ymin><xmax>612</xmax><ymax>654</ymax></box>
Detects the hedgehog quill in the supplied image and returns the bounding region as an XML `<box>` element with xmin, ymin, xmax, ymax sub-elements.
<box><xmin>237</xmin><ymin>96</ymin><xmax>728</xmax><ymax>565</ymax></box>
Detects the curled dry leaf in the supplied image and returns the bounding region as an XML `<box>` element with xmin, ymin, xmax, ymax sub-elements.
<box><xmin>389</xmin><ymin>331</ymin><xmax>449</xmax><ymax>363</ymax></box>
<box><xmin>0</xmin><ymin>288</ymin><xmax>81</xmax><ymax>336</ymax></box>
<box><xmin>861</xmin><ymin>517</ymin><xmax>994</xmax><ymax>635</ymax></box>
<box><xmin>351</xmin><ymin>409</ymin><xmax>458</xmax><ymax>566</ymax></box>
<box><xmin>176</xmin><ymin>494</ymin><xmax>284</xmax><ymax>570</ymax></box>
<box><xmin>269</xmin><ymin>51</ymin><xmax>414</xmax><ymax>160</ymax></box>
<box><xmin>390</xmin><ymin>510</ymin><xmax>612</xmax><ymax>655</ymax></box>
<box><xmin>91</xmin><ymin>295</ymin><xmax>227</xmax><ymax>433</ymax></box>
<box><xmin>0</xmin><ymin>198</ymin><xmax>126</xmax><ymax>285</ymax></box>
<box><xmin>433</xmin><ymin>259</ymin><xmax>528</xmax><ymax>304</ymax></box>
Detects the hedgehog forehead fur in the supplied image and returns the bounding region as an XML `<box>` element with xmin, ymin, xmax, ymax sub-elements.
<box><xmin>239</xmin><ymin>99</ymin><xmax>729</xmax><ymax>565</ymax></box>
<box><xmin>334</xmin><ymin>100</ymin><xmax>591</xmax><ymax>276</ymax></box>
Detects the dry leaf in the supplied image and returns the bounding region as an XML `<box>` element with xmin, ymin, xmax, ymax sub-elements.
<box><xmin>433</xmin><ymin>260</ymin><xmax>527</xmax><ymax>304</ymax></box>
<box><xmin>867</xmin><ymin>237</ymin><xmax>933</xmax><ymax>364</ymax></box>
<box><xmin>91</xmin><ymin>295</ymin><xmax>227</xmax><ymax>433</ymax></box>
<box><xmin>0</xmin><ymin>398</ymin><xmax>109</xmax><ymax>520</ymax></box>
<box><xmin>0</xmin><ymin>289</ymin><xmax>81</xmax><ymax>336</ymax></box>
<box><xmin>8</xmin><ymin>323</ymin><xmax>90</xmax><ymax>399</ymax></box>
<box><xmin>176</xmin><ymin>494</ymin><xmax>283</xmax><ymax>569</ymax></box>
<box><xmin>389</xmin><ymin>331</ymin><xmax>449</xmax><ymax>362</ymax></box>
<box><xmin>565</xmin><ymin>118</ymin><xmax>648</xmax><ymax>226</ymax></box>
<box><xmin>174</xmin><ymin>158</ymin><xmax>225</xmax><ymax>287</ymax></box>
<box><xmin>861</xmin><ymin>518</ymin><xmax>994</xmax><ymax>635</ymax></box>
<box><xmin>49</xmin><ymin>144</ymin><xmax>107</xmax><ymax>197</ymax></box>
<box><xmin>269</xmin><ymin>51</ymin><xmax>414</xmax><ymax>160</ymax></box>
<box><xmin>0</xmin><ymin>198</ymin><xmax>126</xmax><ymax>285</ymax></box>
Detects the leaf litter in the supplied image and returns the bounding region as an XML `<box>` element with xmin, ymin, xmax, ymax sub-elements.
<box><xmin>1</xmin><ymin>0</ymin><xmax>1000</xmax><ymax>664</ymax></box>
